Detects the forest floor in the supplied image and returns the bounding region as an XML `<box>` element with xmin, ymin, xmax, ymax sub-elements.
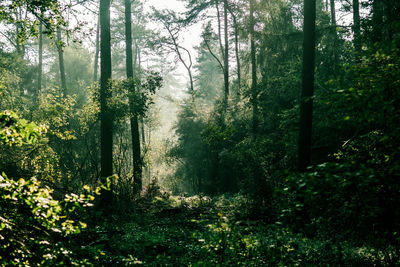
<box><xmin>76</xmin><ymin>188</ymin><xmax>395</xmax><ymax>266</ymax></box>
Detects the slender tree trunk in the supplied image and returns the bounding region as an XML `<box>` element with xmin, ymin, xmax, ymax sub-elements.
<box><xmin>163</xmin><ymin>23</ymin><xmax>194</xmax><ymax>97</ymax></box>
<box><xmin>250</xmin><ymin>0</ymin><xmax>258</xmax><ymax>137</ymax></box>
<box><xmin>330</xmin><ymin>0</ymin><xmax>336</xmax><ymax>27</ymax></box>
<box><xmin>223</xmin><ymin>0</ymin><xmax>229</xmax><ymax>103</ymax></box>
<box><xmin>330</xmin><ymin>0</ymin><xmax>338</xmax><ymax>75</ymax></box>
<box><xmin>36</xmin><ymin>21</ymin><xmax>43</xmax><ymax>106</ymax></box>
<box><xmin>15</xmin><ymin>22</ymin><xmax>21</xmax><ymax>55</ymax></box>
<box><xmin>234</xmin><ymin>24</ymin><xmax>241</xmax><ymax>89</ymax></box>
<box><xmin>141</xmin><ymin>119</ymin><xmax>145</xmax><ymax>150</ymax></box>
<box><xmin>15</xmin><ymin>9</ymin><xmax>25</xmax><ymax>57</ymax></box>
<box><xmin>56</xmin><ymin>28</ymin><xmax>67</xmax><ymax>95</ymax></box>
<box><xmin>94</xmin><ymin>14</ymin><xmax>100</xmax><ymax>82</ymax></box>
<box><xmin>147</xmin><ymin>128</ymin><xmax>151</xmax><ymax>181</ymax></box>
<box><xmin>15</xmin><ymin>9</ymin><xmax>25</xmax><ymax>96</ymax></box>
<box><xmin>298</xmin><ymin>0</ymin><xmax>316</xmax><ymax>171</ymax></box>
<box><xmin>216</xmin><ymin>0</ymin><xmax>229</xmax><ymax>105</ymax></box>
<box><xmin>352</xmin><ymin>0</ymin><xmax>361</xmax><ymax>55</ymax></box>
<box><xmin>371</xmin><ymin>0</ymin><xmax>383</xmax><ymax>44</ymax></box>
<box><xmin>230</xmin><ymin>10</ymin><xmax>241</xmax><ymax>89</ymax></box>
<box><xmin>100</xmin><ymin>0</ymin><xmax>113</xmax><ymax>179</ymax></box>
<box><xmin>125</xmin><ymin>0</ymin><xmax>142</xmax><ymax>193</ymax></box>
<box><xmin>215</xmin><ymin>1</ymin><xmax>224</xmax><ymax>63</ymax></box>
<box><xmin>134</xmin><ymin>42</ymin><xmax>145</xmax><ymax>150</ymax></box>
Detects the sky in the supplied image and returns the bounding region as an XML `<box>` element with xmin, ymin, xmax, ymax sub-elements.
<box><xmin>146</xmin><ymin>0</ymin><xmax>187</xmax><ymax>12</ymax></box>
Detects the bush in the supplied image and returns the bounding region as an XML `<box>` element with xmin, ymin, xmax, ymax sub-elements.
<box><xmin>0</xmin><ymin>173</ymin><xmax>95</xmax><ymax>266</ymax></box>
<box><xmin>281</xmin><ymin>131</ymin><xmax>400</xmax><ymax>249</ymax></box>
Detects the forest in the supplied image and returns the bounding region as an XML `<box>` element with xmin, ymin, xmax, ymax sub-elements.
<box><xmin>1</xmin><ymin>0</ymin><xmax>400</xmax><ymax>265</ymax></box>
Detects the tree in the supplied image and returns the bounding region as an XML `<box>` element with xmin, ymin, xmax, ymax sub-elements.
<box><xmin>214</xmin><ymin>0</ymin><xmax>230</xmax><ymax>105</ymax></box>
<box><xmin>153</xmin><ymin>9</ymin><xmax>195</xmax><ymax>98</ymax></box>
<box><xmin>56</xmin><ymin>27</ymin><xmax>67</xmax><ymax>95</ymax></box>
<box><xmin>36</xmin><ymin>21</ymin><xmax>43</xmax><ymax>106</ymax></box>
<box><xmin>352</xmin><ymin>0</ymin><xmax>361</xmax><ymax>56</ymax></box>
<box><xmin>250</xmin><ymin>0</ymin><xmax>258</xmax><ymax>137</ymax></box>
<box><xmin>183</xmin><ymin>0</ymin><xmax>232</xmax><ymax>104</ymax></box>
<box><xmin>125</xmin><ymin>0</ymin><xmax>142</xmax><ymax>193</ymax></box>
<box><xmin>227</xmin><ymin>4</ymin><xmax>241</xmax><ymax>89</ymax></box>
<box><xmin>329</xmin><ymin>0</ymin><xmax>338</xmax><ymax>75</ymax></box>
<box><xmin>99</xmin><ymin>0</ymin><xmax>113</xmax><ymax>184</ymax></box>
<box><xmin>298</xmin><ymin>0</ymin><xmax>316</xmax><ymax>171</ymax></box>
<box><xmin>0</xmin><ymin>0</ymin><xmax>65</xmax><ymax>41</ymax></box>
<box><xmin>222</xmin><ymin>0</ymin><xmax>229</xmax><ymax>103</ymax></box>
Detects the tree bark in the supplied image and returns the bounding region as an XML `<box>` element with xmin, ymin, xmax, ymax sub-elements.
<box><xmin>36</xmin><ymin>21</ymin><xmax>43</xmax><ymax>106</ymax></box>
<box><xmin>56</xmin><ymin>28</ymin><xmax>67</xmax><ymax>95</ymax></box>
<box><xmin>215</xmin><ymin>1</ymin><xmax>224</xmax><ymax>64</ymax></box>
<box><xmin>352</xmin><ymin>0</ymin><xmax>361</xmax><ymax>55</ymax></box>
<box><xmin>298</xmin><ymin>0</ymin><xmax>316</xmax><ymax>171</ymax></box>
<box><xmin>228</xmin><ymin>8</ymin><xmax>241</xmax><ymax>89</ymax></box>
<box><xmin>125</xmin><ymin>0</ymin><xmax>142</xmax><ymax>193</ymax></box>
<box><xmin>250</xmin><ymin>0</ymin><xmax>258</xmax><ymax>137</ymax></box>
<box><xmin>100</xmin><ymin>0</ymin><xmax>113</xmax><ymax>179</ymax></box>
<box><xmin>371</xmin><ymin>0</ymin><xmax>383</xmax><ymax>44</ymax></box>
<box><xmin>223</xmin><ymin>0</ymin><xmax>229</xmax><ymax>103</ymax></box>
<box><xmin>330</xmin><ymin>0</ymin><xmax>338</xmax><ymax>75</ymax></box>
<box><xmin>215</xmin><ymin>0</ymin><xmax>229</xmax><ymax>106</ymax></box>
<box><xmin>15</xmin><ymin>8</ymin><xmax>25</xmax><ymax>57</ymax></box>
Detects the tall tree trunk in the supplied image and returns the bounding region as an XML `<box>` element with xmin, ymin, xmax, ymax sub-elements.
<box><xmin>215</xmin><ymin>0</ymin><xmax>229</xmax><ymax>106</ymax></box>
<box><xmin>215</xmin><ymin>1</ymin><xmax>224</xmax><ymax>64</ymax></box>
<box><xmin>223</xmin><ymin>0</ymin><xmax>229</xmax><ymax>103</ymax></box>
<box><xmin>234</xmin><ymin>19</ymin><xmax>241</xmax><ymax>89</ymax></box>
<box><xmin>15</xmin><ymin>9</ymin><xmax>25</xmax><ymax>57</ymax></box>
<box><xmin>93</xmin><ymin>14</ymin><xmax>100</xmax><ymax>82</ymax></box>
<box><xmin>371</xmin><ymin>0</ymin><xmax>383</xmax><ymax>44</ymax></box>
<box><xmin>125</xmin><ymin>0</ymin><xmax>142</xmax><ymax>193</ymax></box>
<box><xmin>15</xmin><ymin>9</ymin><xmax>25</xmax><ymax>96</ymax></box>
<box><xmin>56</xmin><ymin>28</ymin><xmax>67</xmax><ymax>95</ymax></box>
<box><xmin>228</xmin><ymin>8</ymin><xmax>241</xmax><ymax>89</ymax></box>
<box><xmin>352</xmin><ymin>0</ymin><xmax>361</xmax><ymax>55</ymax></box>
<box><xmin>298</xmin><ymin>0</ymin><xmax>316</xmax><ymax>171</ymax></box>
<box><xmin>330</xmin><ymin>0</ymin><xmax>338</xmax><ymax>75</ymax></box>
<box><xmin>100</xmin><ymin>0</ymin><xmax>113</xmax><ymax>180</ymax></box>
<box><xmin>250</xmin><ymin>0</ymin><xmax>258</xmax><ymax>137</ymax></box>
<box><xmin>15</xmin><ymin>22</ymin><xmax>21</xmax><ymax>55</ymax></box>
<box><xmin>36</xmin><ymin>21</ymin><xmax>43</xmax><ymax>106</ymax></box>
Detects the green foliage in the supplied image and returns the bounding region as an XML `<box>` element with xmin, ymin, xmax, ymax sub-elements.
<box><xmin>110</xmin><ymin>72</ymin><xmax>163</xmax><ymax>123</ymax></box>
<box><xmin>90</xmin><ymin>192</ymin><xmax>392</xmax><ymax>266</ymax></box>
<box><xmin>0</xmin><ymin>51</ymin><xmax>38</xmax><ymax>113</ymax></box>
<box><xmin>280</xmin><ymin>130</ymin><xmax>400</xmax><ymax>250</ymax></box>
<box><xmin>0</xmin><ymin>111</ymin><xmax>109</xmax><ymax>265</ymax></box>
<box><xmin>0</xmin><ymin>110</ymin><xmax>45</xmax><ymax>146</ymax></box>
<box><xmin>0</xmin><ymin>0</ymin><xmax>67</xmax><ymax>42</ymax></box>
<box><xmin>0</xmin><ymin>173</ymin><xmax>89</xmax><ymax>265</ymax></box>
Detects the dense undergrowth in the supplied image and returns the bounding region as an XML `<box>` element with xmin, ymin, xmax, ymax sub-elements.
<box><xmin>1</xmin><ymin>110</ymin><xmax>399</xmax><ymax>266</ymax></box>
<box><xmin>3</xmin><ymin>164</ymin><xmax>398</xmax><ymax>266</ymax></box>
<box><xmin>76</xmin><ymin>187</ymin><xmax>399</xmax><ymax>266</ymax></box>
